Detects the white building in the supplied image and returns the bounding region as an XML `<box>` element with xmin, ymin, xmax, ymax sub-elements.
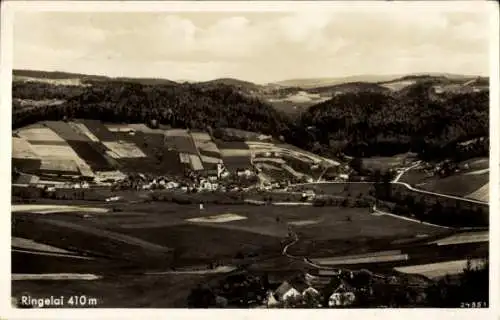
<box><xmin>328</xmin><ymin>281</ymin><xmax>356</xmax><ymax>307</ymax></box>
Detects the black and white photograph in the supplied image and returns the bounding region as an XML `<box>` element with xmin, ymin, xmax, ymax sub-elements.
<box><xmin>2</xmin><ymin>0</ymin><xmax>497</xmax><ymax>313</ymax></box>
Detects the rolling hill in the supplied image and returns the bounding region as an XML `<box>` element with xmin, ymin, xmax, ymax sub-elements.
<box><xmin>12</xmin><ymin>69</ymin><xmax>489</xmax><ymax>162</ymax></box>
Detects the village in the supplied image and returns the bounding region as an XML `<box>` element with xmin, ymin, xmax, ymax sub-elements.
<box><xmin>188</xmin><ymin>266</ymin><xmax>430</xmax><ymax>308</ymax></box>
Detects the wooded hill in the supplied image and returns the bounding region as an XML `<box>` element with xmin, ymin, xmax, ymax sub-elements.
<box><xmin>12</xmin><ymin>70</ymin><xmax>489</xmax><ymax>162</ymax></box>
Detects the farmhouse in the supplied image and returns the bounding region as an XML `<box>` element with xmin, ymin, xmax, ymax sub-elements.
<box><xmin>274</xmin><ymin>280</ymin><xmax>303</xmax><ymax>302</ymax></box>
<box><xmin>327</xmin><ymin>279</ymin><xmax>356</xmax><ymax>307</ymax></box>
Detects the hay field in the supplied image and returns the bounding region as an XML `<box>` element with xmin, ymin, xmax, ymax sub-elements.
<box><xmin>164</xmin><ymin>129</ymin><xmax>190</xmax><ymax>137</ymax></box>
<box><xmin>39</xmin><ymin>159</ymin><xmax>80</xmax><ymax>173</ymax></box>
<box><xmin>200</xmin><ymin>155</ymin><xmax>221</xmax><ymax>164</ymax></box>
<box><xmin>379</xmin><ymin>79</ymin><xmax>417</xmax><ymax>91</ymax></box>
<box><xmin>467</xmin><ymin>183</ymin><xmax>489</xmax><ymax>202</ymax></box>
<box><xmin>186</xmin><ymin>213</ymin><xmax>247</xmax><ymax>223</ymax></box>
<box><xmin>191</xmin><ymin>131</ymin><xmax>221</xmax><ymax>158</ymax></box>
<box><xmin>30</xmin><ymin>144</ymin><xmax>78</xmax><ymax>159</ymax></box>
<box><xmin>29</xmin><ymin>143</ymin><xmax>94</xmax><ymax>176</ymax></box>
<box><xmin>429</xmin><ymin>231</ymin><xmax>489</xmax><ymax>246</ymax></box>
<box><xmin>12</xmin><ymin>204</ymin><xmax>110</xmax><ymax>214</ymax></box>
<box><xmin>12</xmin><ymin>137</ymin><xmax>39</xmax><ymax>159</ymax></box>
<box><xmin>219</xmin><ymin>149</ymin><xmax>251</xmax><ymax>157</ymax></box>
<box><xmin>394</xmin><ymin>259</ymin><xmax>485</xmax><ymax>279</ymax></box>
<box><xmin>419</xmin><ymin>172</ymin><xmax>489</xmax><ymax>198</ymax></box>
<box><xmin>179</xmin><ymin>153</ymin><xmax>190</xmax><ymax>164</ymax></box>
<box><xmin>102</xmin><ymin>141</ymin><xmax>147</xmax><ymax>158</ymax></box>
<box><xmin>311</xmin><ymin>250</ymin><xmax>408</xmax><ymax>266</ymax></box>
<box><xmin>17</xmin><ymin>127</ymin><xmax>65</xmax><ymax>142</ymax></box>
<box><xmin>12</xmin><ymin>237</ymin><xmax>75</xmax><ymax>254</ymax></box>
<box><xmin>189</xmin><ymin>154</ymin><xmax>204</xmax><ymax>171</ymax></box>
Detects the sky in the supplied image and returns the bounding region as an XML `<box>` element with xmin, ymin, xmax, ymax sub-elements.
<box><xmin>13</xmin><ymin>6</ymin><xmax>491</xmax><ymax>84</ymax></box>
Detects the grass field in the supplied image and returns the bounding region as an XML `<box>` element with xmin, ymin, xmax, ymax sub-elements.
<box><xmin>12</xmin><ymin>273</ymin><xmax>214</xmax><ymax>307</ymax></box>
<box><xmin>12</xmin><ymin>137</ymin><xmax>39</xmax><ymax>160</ymax></box>
<box><xmin>44</xmin><ymin>121</ymin><xmax>89</xmax><ymax>142</ymax></box>
<box><xmin>467</xmin><ymin>183</ymin><xmax>489</xmax><ymax>202</ymax></box>
<box><xmin>69</xmin><ymin>122</ymin><xmax>101</xmax><ymax>142</ymax></box>
<box><xmin>102</xmin><ymin>141</ymin><xmax>147</xmax><ymax>159</ymax></box>
<box><xmin>16</xmin><ymin>127</ymin><xmax>65</xmax><ymax>142</ymax></box>
<box><xmin>66</xmin><ymin>140</ymin><xmax>113</xmax><ymax>171</ymax></box>
<box><xmin>38</xmin><ymin>159</ymin><xmax>80</xmax><ymax>174</ymax></box>
<box><xmin>20</xmin><ymin>202</ymin><xmax>447</xmax><ymax>264</ymax></box>
<box><xmin>394</xmin><ymin>259</ymin><xmax>485</xmax><ymax>279</ymax></box>
<box><xmin>78</xmin><ymin>120</ymin><xmax>116</xmax><ymax>142</ymax></box>
<box><xmin>418</xmin><ymin>173</ymin><xmax>489</xmax><ymax>198</ymax></box>
<box><xmin>362</xmin><ymin>154</ymin><xmax>416</xmax><ymax>171</ymax></box>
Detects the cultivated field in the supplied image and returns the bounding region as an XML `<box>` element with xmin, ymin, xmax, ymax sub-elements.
<box><xmin>12</xmin><ymin>120</ymin><xmax>341</xmax><ymax>187</ymax></box>
<box><xmin>12</xmin><ymin>137</ymin><xmax>39</xmax><ymax>160</ymax></box>
<box><xmin>12</xmin><ymin>274</ymin><xmax>214</xmax><ymax>308</ymax></box>
<box><xmin>362</xmin><ymin>153</ymin><xmax>417</xmax><ymax>171</ymax></box>
<box><xmin>394</xmin><ymin>259</ymin><xmax>485</xmax><ymax>279</ymax></box>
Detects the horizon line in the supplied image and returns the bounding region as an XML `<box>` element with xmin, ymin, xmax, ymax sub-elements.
<box><xmin>12</xmin><ymin>67</ymin><xmax>489</xmax><ymax>86</ymax></box>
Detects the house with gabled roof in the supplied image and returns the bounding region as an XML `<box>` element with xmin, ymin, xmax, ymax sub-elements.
<box><xmin>327</xmin><ymin>278</ymin><xmax>356</xmax><ymax>307</ymax></box>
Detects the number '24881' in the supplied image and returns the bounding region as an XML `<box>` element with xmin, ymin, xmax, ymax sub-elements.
<box><xmin>460</xmin><ymin>301</ymin><xmax>487</xmax><ymax>308</ymax></box>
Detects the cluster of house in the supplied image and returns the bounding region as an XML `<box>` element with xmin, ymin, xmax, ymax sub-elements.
<box><xmin>264</xmin><ymin>270</ymin><xmax>361</xmax><ymax>308</ymax></box>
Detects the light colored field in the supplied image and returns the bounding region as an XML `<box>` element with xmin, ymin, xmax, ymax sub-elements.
<box><xmin>430</xmin><ymin>231</ymin><xmax>489</xmax><ymax>246</ymax></box>
<box><xmin>467</xmin><ymin>158</ymin><xmax>489</xmax><ymax>168</ymax></box>
<box><xmin>69</xmin><ymin>122</ymin><xmax>100</xmax><ymax>142</ymax></box>
<box><xmin>192</xmin><ymin>132</ymin><xmax>221</xmax><ymax>155</ymax></box>
<box><xmin>105</xmin><ymin>123</ymin><xmax>164</xmax><ymax>134</ymax></box>
<box><xmin>464</xmin><ymin>168</ymin><xmax>489</xmax><ymax>175</ymax></box>
<box><xmin>394</xmin><ymin>259</ymin><xmax>485</xmax><ymax>279</ymax></box>
<box><xmin>17</xmin><ymin>127</ymin><xmax>64</xmax><ymax>142</ymax></box>
<box><xmin>30</xmin><ymin>144</ymin><xmax>77</xmax><ymax>158</ymax></box>
<box><xmin>14</xmin><ymin>98</ymin><xmax>65</xmax><ymax>107</ymax></box>
<box><xmin>106</xmin><ymin>124</ymin><xmax>133</xmax><ymax>132</ymax></box>
<box><xmin>311</xmin><ymin>250</ymin><xmax>407</xmax><ymax>265</ymax></box>
<box><xmin>189</xmin><ymin>154</ymin><xmax>204</xmax><ymax>171</ymax></box>
<box><xmin>195</xmin><ymin>142</ymin><xmax>220</xmax><ymax>154</ymax></box>
<box><xmin>179</xmin><ymin>153</ymin><xmax>190</xmax><ymax>164</ymax></box>
<box><xmin>147</xmin><ymin>266</ymin><xmax>237</xmax><ymax>275</ymax></box>
<box><xmin>254</xmin><ymin>157</ymin><xmax>286</xmax><ymax>164</ymax></box>
<box><xmin>282</xmin><ymin>164</ymin><xmax>306</xmax><ymax>178</ymax></box>
<box><xmin>12</xmin><ymin>273</ymin><xmax>101</xmax><ymax>281</ymax></box>
<box><xmin>12</xmin><ymin>237</ymin><xmax>74</xmax><ymax>254</ymax></box>
<box><xmin>256</xmin><ymin>163</ymin><xmax>282</xmax><ymax>171</ymax></box>
<box><xmin>12</xmin><ymin>204</ymin><xmax>110</xmax><ymax>214</ymax></box>
<box><xmin>94</xmin><ymin>170</ymin><xmax>127</xmax><ymax>181</ymax></box>
<box><xmin>190</xmin><ymin>132</ymin><xmax>212</xmax><ymax>142</ymax></box>
<box><xmin>200</xmin><ymin>155</ymin><xmax>221</xmax><ymax>164</ymax></box>
<box><xmin>165</xmin><ymin>129</ymin><xmax>190</xmax><ymax>137</ymax></box>
<box><xmin>30</xmin><ymin>144</ymin><xmax>94</xmax><ymax>176</ymax></box>
<box><xmin>288</xmin><ymin>220</ymin><xmax>321</xmax><ymax>226</ymax></box>
<box><xmin>186</xmin><ymin>213</ymin><xmax>247</xmax><ymax>223</ymax></box>
<box><xmin>246</xmin><ymin>141</ymin><xmax>275</xmax><ymax>149</ymax></box>
<box><xmin>39</xmin><ymin>159</ymin><xmax>80</xmax><ymax>173</ymax></box>
<box><xmin>380</xmin><ymin>80</ymin><xmax>417</xmax><ymax>91</ymax></box>
<box><xmin>14</xmin><ymin>76</ymin><xmax>90</xmax><ymax>87</ymax></box>
<box><xmin>219</xmin><ymin>149</ymin><xmax>251</xmax><ymax>157</ymax></box>
<box><xmin>102</xmin><ymin>141</ymin><xmax>146</xmax><ymax>158</ymax></box>
<box><xmin>12</xmin><ymin>137</ymin><xmax>39</xmax><ymax>159</ymax></box>
<box><xmin>467</xmin><ymin>183</ymin><xmax>489</xmax><ymax>202</ymax></box>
